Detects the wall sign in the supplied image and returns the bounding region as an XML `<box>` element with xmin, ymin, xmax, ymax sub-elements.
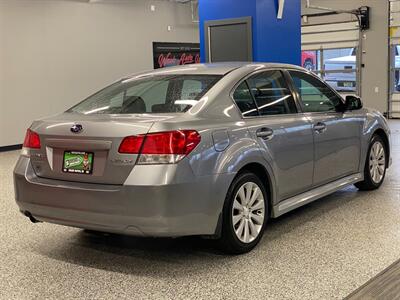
<box><xmin>153</xmin><ymin>42</ymin><xmax>200</xmax><ymax>69</ymax></box>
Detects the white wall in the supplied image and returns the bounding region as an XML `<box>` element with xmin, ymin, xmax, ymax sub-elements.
<box><xmin>0</xmin><ymin>0</ymin><xmax>199</xmax><ymax>147</ymax></box>
<box><xmin>302</xmin><ymin>0</ymin><xmax>389</xmax><ymax>114</ymax></box>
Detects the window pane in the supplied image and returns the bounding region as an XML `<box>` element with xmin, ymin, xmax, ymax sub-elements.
<box><xmin>181</xmin><ymin>79</ymin><xmax>203</xmax><ymax>100</ymax></box>
<box><xmin>232</xmin><ymin>82</ymin><xmax>259</xmax><ymax>117</ymax></box>
<box><xmin>392</xmin><ymin>45</ymin><xmax>400</xmax><ymax>92</ymax></box>
<box><xmin>289</xmin><ymin>71</ymin><xmax>342</xmax><ymax>113</ymax></box>
<box><xmin>323</xmin><ymin>48</ymin><xmax>356</xmax><ymax>92</ymax></box>
<box><xmin>126</xmin><ymin>80</ymin><xmax>168</xmax><ymax>113</ymax></box>
<box><xmin>301</xmin><ymin>50</ymin><xmax>317</xmax><ymax>71</ymax></box>
<box><xmin>302</xmin><ymin>50</ymin><xmax>321</xmax><ymax>74</ymax></box>
<box><xmin>247</xmin><ymin>71</ymin><xmax>297</xmax><ymax>116</ymax></box>
<box><xmin>67</xmin><ymin>75</ymin><xmax>221</xmax><ymax>114</ymax></box>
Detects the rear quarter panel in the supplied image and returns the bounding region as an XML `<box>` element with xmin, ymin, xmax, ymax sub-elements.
<box><xmin>148</xmin><ymin>73</ymin><xmax>278</xmax><ymax>206</ymax></box>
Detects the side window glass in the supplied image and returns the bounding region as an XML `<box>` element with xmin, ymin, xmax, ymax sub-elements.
<box><xmin>232</xmin><ymin>81</ymin><xmax>259</xmax><ymax>117</ymax></box>
<box><xmin>246</xmin><ymin>71</ymin><xmax>297</xmax><ymax>116</ymax></box>
<box><xmin>289</xmin><ymin>70</ymin><xmax>342</xmax><ymax>113</ymax></box>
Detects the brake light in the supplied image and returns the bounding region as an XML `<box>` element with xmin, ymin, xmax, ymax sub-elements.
<box><xmin>23</xmin><ymin>129</ymin><xmax>41</xmax><ymax>149</ymax></box>
<box><xmin>141</xmin><ymin>130</ymin><xmax>200</xmax><ymax>155</ymax></box>
<box><xmin>118</xmin><ymin>130</ymin><xmax>201</xmax><ymax>164</ymax></box>
<box><xmin>118</xmin><ymin>135</ymin><xmax>144</xmax><ymax>154</ymax></box>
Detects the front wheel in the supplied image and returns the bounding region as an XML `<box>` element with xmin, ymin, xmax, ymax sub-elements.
<box><xmin>218</xmin><ymin>172</ymin><xmax>268</xmax><ymax>254</ymax></box>
<box><xmin>303</xmin><ymin>59</ymin><xmax>314</xmax><ymax>71</ymax></box>
<box><xmin>355</xmin><ymin>135</ymin><xmax>387</xmax><ymax>190</ymax></box>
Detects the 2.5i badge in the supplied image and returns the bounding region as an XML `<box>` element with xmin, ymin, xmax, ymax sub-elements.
<box><xmin>62</xmin><ymin>151</ymin><xmax>94</xmax><ymax>174</ymax></box>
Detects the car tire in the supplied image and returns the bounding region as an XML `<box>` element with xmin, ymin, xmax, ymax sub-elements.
<box><xmin>217</xmin><ymin>172</ymin><xmax>268</xmax><ymax>254</ymax></box>
<box><xmin>303</xmin><ymin>59</ymin><xmax>314</xmax><ymax>71</ymax></box>
<box><xmin>355</xmin><ymin>134</ymin><xmax>387</xmax><ymax>191</ymax></box>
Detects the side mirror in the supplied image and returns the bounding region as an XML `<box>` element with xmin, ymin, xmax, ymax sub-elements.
<box><xmin>344</xmin><ymin>95</ymin><xmax>363</xmax><ymax>111</ymax></box>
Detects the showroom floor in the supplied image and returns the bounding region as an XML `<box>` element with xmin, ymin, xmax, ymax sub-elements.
<box><xmin>1</xmin><ymin>121</ymin><xmax>400</xmax><ymax>300</ymax></box>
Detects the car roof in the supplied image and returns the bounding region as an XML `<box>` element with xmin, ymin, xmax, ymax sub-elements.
<box><xmin>123</xmin><ymin>62</ymin><xmax>305</xmax><ymax>80</ymax></box>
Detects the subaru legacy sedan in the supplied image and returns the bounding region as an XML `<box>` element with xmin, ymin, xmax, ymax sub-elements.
<box><xmin>14</xmin><ymin>63</ymin><xmax>391</xmax><ymax>254</ymax></box>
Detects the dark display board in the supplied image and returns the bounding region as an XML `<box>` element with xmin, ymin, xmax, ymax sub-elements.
<box><xmin>153</xmin><ymin>42</ymin><xmax>200</xmax><ymax>69</ymax></box>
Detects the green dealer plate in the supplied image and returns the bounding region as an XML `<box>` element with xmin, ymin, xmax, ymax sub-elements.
<box><xmin>62</xmin><ymin>151</ymin><xmax>94</xmax><ymax>175</ymax></box>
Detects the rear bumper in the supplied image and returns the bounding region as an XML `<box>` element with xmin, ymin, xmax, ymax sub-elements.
<box><xmin>14</xmin><ymin>156</ymin><xmax>234</xmax><ymax>237</ymax></box>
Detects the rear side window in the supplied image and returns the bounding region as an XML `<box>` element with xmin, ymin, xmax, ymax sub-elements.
<box><xmin>232</xmin><ymin>70</ymin><xmax>297</xmax><ymax>117</ymax></box>
<box><xmin>67</xmin><ymin>75</ymin><xmax>222</xmax><ymax>114</ymax></box>
<box><xmin>246</xmin><ymin>71</ymin><xmax>297</xmax><ymax>116</ymax></box>
<box><xmin>232</xmin><ymin>81</ymin><xmax>259</xmax><ymax>117</ymax></box>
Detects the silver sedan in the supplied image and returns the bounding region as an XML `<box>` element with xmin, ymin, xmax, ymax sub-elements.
<box><xmin>14</xmin><ymin>63</ymin><xmax>391</xmax><ymax>254</ymax></box>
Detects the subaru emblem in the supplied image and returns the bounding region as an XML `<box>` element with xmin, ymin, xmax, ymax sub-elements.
<box><xmin>71</xmin><ymin>124</ymin><xmax>83</xmax><ymax>134</ymax></box>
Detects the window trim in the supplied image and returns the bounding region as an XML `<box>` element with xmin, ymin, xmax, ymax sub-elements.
<box><xmin>229</xmin><ymin>68</ymin><xmax>302</xmax><ymax>119</ymax></box>
<box><xmin>285</xmin><ymin>68</ymin><xmax>346</xmax><ymax>114</ymax></box>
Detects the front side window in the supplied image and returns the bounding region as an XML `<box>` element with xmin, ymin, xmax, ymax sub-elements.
<box><xmin>289</xmin><ymin>70</ymin><xmax>343</xmax><ymax>113</ymax></box>
<box><xmin>67</xmin><ymin>75</ymin><xmax>222</xmax><ymax>114</ymax></box>
<box><xmin>246</xmin><ymin>71</ymin><xmax>297</xmax><ymax>116</ymax></box>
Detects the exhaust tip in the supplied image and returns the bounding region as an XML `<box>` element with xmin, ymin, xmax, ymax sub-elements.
<box><xmin>24</xmin><ymin>211</ymin><xmax>40</xmax><ymax>223</ymax></box>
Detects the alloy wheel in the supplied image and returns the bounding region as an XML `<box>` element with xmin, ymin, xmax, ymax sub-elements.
<box><xmin>369</xmin><ymin>141</ymin><xmax>386</xmax><ymax>184</ymax></box>
<box><xmin>231</xmin><ymin>182</ymin><xmax>265</xmax><ymax>243</ymax></box>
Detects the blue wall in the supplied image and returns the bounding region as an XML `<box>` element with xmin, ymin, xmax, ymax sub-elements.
<box><xmin>198</xmin><ymin>0</ymin><xmax>301</xmax><ymax>65</ymax></box>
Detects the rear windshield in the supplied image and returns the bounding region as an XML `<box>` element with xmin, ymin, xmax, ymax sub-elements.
<box><xmin>67</xmin><ymin>74</ymin><xmax>222</xmax><ymax>114</ymax></box>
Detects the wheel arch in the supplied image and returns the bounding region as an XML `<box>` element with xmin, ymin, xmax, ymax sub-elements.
<box><xmin>235</xmin><ymin>162</ymin><xmax>274</xmax><ymax>217</ymax></box>
<box><xmin>212</xmin><ymin>161</ymin><xmax>274</xmax><ymax>239</ymax></box>
<box><xmin>373</xmin><ymin>128</ymin><xmax>390</xmax><ymax>168</ymax></box>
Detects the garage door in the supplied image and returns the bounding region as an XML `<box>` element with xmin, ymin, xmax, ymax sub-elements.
<box><xmin>390</xmin><ymin>0</ymin><xmax>400</xmax><ymax>118</ymax></box>
<box><xmin>301</xmin><ymin>20</ymin><xmax>360</xmax><ymax>95</ymax></box>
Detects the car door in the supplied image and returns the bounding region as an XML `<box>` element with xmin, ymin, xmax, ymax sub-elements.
<box><xmin>288</xmin><ymin>70</ymin><xmax>362</xmax><ymax>187</ymax></box>
<box><xmin>231</xmin><ymin>70</ymin><xmax>314</xmax><ymax>201</ymax></box>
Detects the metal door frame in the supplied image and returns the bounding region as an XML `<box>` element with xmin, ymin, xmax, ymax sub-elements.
<box><xmin>204</xmin><ymin>16</ymin><xmax>253</xmax><ymax>63</ymax></box>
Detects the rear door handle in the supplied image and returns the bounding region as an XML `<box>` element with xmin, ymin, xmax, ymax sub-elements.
<box><xmin>256</xmin><ymin>127</ymin><xmax>274</xmax><ymax>140</ymax></box>
<box><xmin>313</xmin><ymin>122</ymin><xmax>327</xmax><ymax>133</ymax></box>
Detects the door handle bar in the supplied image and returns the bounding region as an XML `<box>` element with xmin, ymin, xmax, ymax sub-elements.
<box><xmin>314</xmin><ymin>122</ymin><xmax>327</xmax><ymax>133</ymax></box>
<box><xmin>256</xmin><ymin>128</ymin><xmax>274</xmax><ymax>140</ymax></box>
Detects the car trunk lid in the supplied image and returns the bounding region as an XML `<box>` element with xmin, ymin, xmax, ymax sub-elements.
<box><xmin>28</xmin><ymin>113</ymin><xmax>171</xmax><ymax>185</ymax></box>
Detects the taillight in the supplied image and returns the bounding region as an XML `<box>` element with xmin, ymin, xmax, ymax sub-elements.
<box><xmin>141</xmin><ymin>130</ymin><xmax>200</xmax><ymax>155</ymax></box>
<box><xmin>23</xmin><ymin>129</ymin><xmax>41</xmax><ymax>149</ymax></box>
<box><xmin>118</xmin><ymin>135</ymin><xmax>144</xmax><ymax>154</ymax></box>
<box><xmin>118</xmin><ymin>130</ymin><xmax>201</xmax><ymax>164</ymax></box>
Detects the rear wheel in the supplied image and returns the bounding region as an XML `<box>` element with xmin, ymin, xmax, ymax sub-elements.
<box><xmin>355</xmin><ymin>135</ymin><xmax>387</xmax><ymax>190</ymax></box>
<box><xmin>218</xmin><ymin>172</ymin><xmax>268</xmax><ymax>254</ymax></box>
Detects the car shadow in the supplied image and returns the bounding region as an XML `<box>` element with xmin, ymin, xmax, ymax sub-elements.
<box><xmin>265</xmin><ymin>185</ymin><xmax>362</xmax><ymax>239</ymax></box>
<box><xmin>33</xmin><ymin>185</ymin><xmax>378</xmax><ymax>277</ymax></box>
<box><xmin>34</xmin><ymin>230</ymin><xmax>236</xmax><ymax>278</ymax></box>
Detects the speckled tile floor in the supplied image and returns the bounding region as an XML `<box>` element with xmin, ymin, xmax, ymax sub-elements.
<box><xmin>1</xmin><ymin>121</ymin><xmax>400</xmax><ymax>300</ymax></box>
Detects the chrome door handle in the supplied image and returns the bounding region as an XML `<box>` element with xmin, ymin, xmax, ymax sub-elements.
<box><xmin>256</xmin><ymin>127</ymin><xmax>274</xmax><ymax>140</ymax></box>
<box><xmin>314</xmin><ymin>122</ymin><xmax>327</xmax><ymax>133</ymax></box>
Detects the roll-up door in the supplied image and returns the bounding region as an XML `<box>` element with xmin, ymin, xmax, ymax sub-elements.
<box><xmin>301</xmin><ymin>20</ymin><xmax>360</xmax><ymax>96</ymax></box>
<box><xmin>390</xmin><ymin>0</ymin><xmax>400</xmax><ymax>118</ymax></box>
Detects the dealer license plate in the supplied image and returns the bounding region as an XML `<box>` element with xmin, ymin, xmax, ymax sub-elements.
<box><xmin>62</xmin><ymin>151</ymin><xmax>94</xmax><ymax>174</ymax></box>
